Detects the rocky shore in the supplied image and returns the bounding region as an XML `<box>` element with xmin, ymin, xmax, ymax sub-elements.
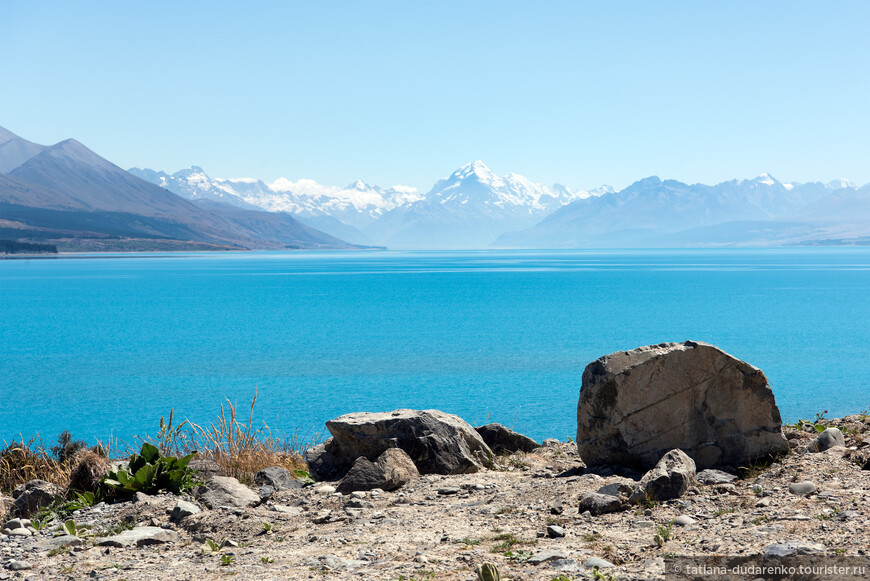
<box><xmin>2</xmin><ymin>342</ymin><xmax>868</xmax><ymax>580</ymax></box>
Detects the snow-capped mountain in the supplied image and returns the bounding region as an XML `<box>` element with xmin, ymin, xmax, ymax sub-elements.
<box><xmin>495</xmin><ymin>173</ymin><xmax>869</xmax><ymax>248</ymax></box>
<box><xmin>364</xmin><ymin>161</ymin><xmax>603</xmax><ymax>248</ymax></box>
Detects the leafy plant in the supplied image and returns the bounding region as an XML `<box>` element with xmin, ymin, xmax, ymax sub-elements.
<box><xmin>293</xmin><ymin>469</ymin><xmax>315</xmax><ymax>484</ymax></box>
<box><xmin>100</xmin><ymin>442</ymin><xmax>199</xmax><ymax>499</ymax></box>
<box><xmin>200</xmin><ymin>538</ymin><xmax>223</xmax><ymax>554</ymax></box>
<box><xmin>503</xmin><ymin>549</ymin><xmax>534</xmax><ymax>561</ymax></box>
<box><xmin>220</xmin><ymin>554</ymin><xmax>235</xmax><ymax>566</ymax></box>
<box><xmin>476</xmin><ymin>562</ymin><xmax>501</xmax><ymax>581</ymax></box>
<box><xmin>261</xmin><ymin>556</ymin><xmax>274</xmax><ymax>564</ymax></box>
<box><xmin>654</xmin><ymin>521</ymin><xmax>673</xmax><ymax>546</ymax></box>
<box><xmin>592</xmin><ymin>566</ymin><xmax>616</xmax><ymax>581</ymax></box>
<box><xmin>59</xmin><ymin>518</ymin><xmax>92</xmax><ymax>538</ymax></box>
<box><xmin>262</xmin><ymin>521</ymin><xmax>274</xmax><ymax>535</ymax></box>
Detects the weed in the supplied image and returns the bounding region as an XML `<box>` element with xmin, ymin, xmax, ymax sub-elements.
<box><xmin>714</xmin><ymin>507</ymin><xmax>736</xmax><ymax>516</ymax></box>
<box><xmin>751</xmin><ymin>515</ymin><xmax>770</xmax><ymax>526</ymax></box>
<box><xmin>220</xmin><ymin>554</ymin><xmax>235</xmax><ymax>566</ymax></box>
<box><xmin>100</xmin><ymin>442</ymin><xmax>199</xmax><ymax>500</ymax></box>
<box><xmin>654</xmin><ymin>521</ymin><xmax>673</xmax><ymax>546</ymax></box>
<box><xmin>262</xmin><ymin>521</ymin><xmax>274</xmax><ymax>535</ymax></box>
<box><xmin>453</xmin><ymin>536</ymin><xmax>480</xmax><ymax>546</ymax></box>
<box><xmin>261</xmin><ymin>556</ymin><xmax>274</xmax><ymax>564</ymax></box>
<box><xmin>490</xmin><ymin>533</ymin><xmax>535</xmax><ymax>552</ymax></box>
<box><xmin>591</xmin><ymin>565</ymin><xmax>617</xmax><ymax>581</ymax></box>
<box><xmin>582</xmin><ymin>532</ymin><xmax>603</xmax><ymax>544</ymax></box>
<box><xmin>503</xmin><ymin>549</ymin><xmax>534</xmax><ymax>561</ymax></box>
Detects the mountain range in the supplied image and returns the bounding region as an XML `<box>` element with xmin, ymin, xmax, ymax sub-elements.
<box><xmin>4</xmin><ymin>123</ymin><xmax>870</xmax><ymax>252</ymax></box>
<box><xmin>130</xmin><ymin>161</ymin><xmax>606</xmax><ymax>248</ymax></box>
<box><xmin>0</xmin><ymin>127</ymin><xmax>361</xmax><ymax>251</ymax></box>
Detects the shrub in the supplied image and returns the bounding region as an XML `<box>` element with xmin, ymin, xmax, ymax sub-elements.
<box><xmin>100</xmin><ymin>442</ymin><xmax>199</xmax><ymax>499</ymax></box>
<box><xmin>68</xmin><ymin>449</ymin><xmax>110</xmax><ymax>493</ymax></box>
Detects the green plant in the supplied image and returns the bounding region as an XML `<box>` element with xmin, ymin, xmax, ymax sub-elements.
<box><xmin>654</xmin><ymin>521</ymin><xmax>673</xmax><ymax>546</ymax></box>
<box><xmin>220</xmin><ymin>554</ymin><xmax>235</xmax><ymax>566</ymax></box>
<box><xmin>453</xmin><ymin>536</ymin><xmax>480</xmax><ymax>546</ymax></box>
<box><xmin>475</xmin><ymin>562</ymin><xmax>500</xmax><ymax>581</ymax></box>
<box><xmin>261</xmin><ymin>556</ymin><xmax>274</xmax><ymax>564</ymax></box>
<box><xmin>100</xmin><ymin>442</ymin><xmax>199</xmax><ymax>499</ymax></box>
<box><xmin>490</xmin><ymin>532</ymin><xmax>535</xmax><ymax>552</ymax></box>
<box><xmin>59</xmin><ymin>518</ymin><xmax>92</xmax><ymax>538</ymax></box>
<box><xmin>503</xmin><ymin>550</ymin><xmax>534</xmax><ymax>562</ymax></box>
<box><xmin>293</xmin><ymin>469</ymin><xmax>315</xmax><ymax>484</ymax></box>
<box><xmin>201</xmin><ymin>539</ymin><xmax>224</xmax><ymax>554</ymax></box>
<box><xmin>592</xmin><ymin>565</ymin><xmax>616</xmax><ymax>581</ymax></box>
<box><xmin>262</xmin><ymin>521</ymin><xmax>274</xmax><ymax>535</ymax></box>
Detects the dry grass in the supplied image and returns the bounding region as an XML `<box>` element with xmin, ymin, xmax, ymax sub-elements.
<box><xmin>0</xmin><ymin>436</ymin><xmax>72</xmax><ymax>494</ymax></box>
<box><xmin>188</xmin><ymin>391</ymin><xmax>308</xmax><ymax>485</ymax></box>
<box><xmin>1</xmin><ymin>393</ymin><xmax>313</xmax><ymax>496</ymax></box>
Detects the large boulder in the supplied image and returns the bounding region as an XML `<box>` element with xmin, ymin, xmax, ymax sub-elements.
<box><xmin>475</xmin><ymin>423</ymin><xmax>540</xmax><ymax>454</ymax></box>
<box><xmin>576</xmin><ymin>341</ymin><xmax>788</xmax><ymax>470</ymax></box>
<box><xmin>336</xmin><ymin>448</ymin><xmax>419</xmax><ymax>493</ymax></box>
<box><xmin>306</xmin><ymin>409</ymin><xmax>492</xmax><ymax>481</ymax></box>
<box><xmin>196</xmin><ymin>476</ymin><xmax>260</xmax><ymax>509</ymax></box>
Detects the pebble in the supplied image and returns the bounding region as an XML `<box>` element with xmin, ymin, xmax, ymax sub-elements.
<box><xmin>6</xmin><ymin>529</ymin><xmax>31</xmax><ymax>537</ymax></box>
<box><xmin>350</xmin><ymin>491</ymin><xmax>367</xmax><ymax>499</ymax></box>
<box><xmin>546</xmin><ymin>525</ymin><xmax>565</xmax><ymax>538</ymax></box>
<box><xmin>7</xmin><ymin>560</ymin><xmax>32</xmax><ymax>571</ymax></box>
<box><xmin>437</xmin><ymin>487</ymin><xmax>460</xmax><ymax>495</ymax></box>
<box><xmin>316</xmin><ymin>485</ymin><xmax>336</xmax><ymax>495</ymax></box>
<box><xmin>788</xmin><ymin>481</ymin><xmax>817</xmax><ymax>496</ymax></box>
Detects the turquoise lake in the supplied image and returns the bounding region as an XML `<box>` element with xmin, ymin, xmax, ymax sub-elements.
<box><xmin>2</xmin><ymin>249</ymin><xmax>869</xmax><ymax>447</ymax></box>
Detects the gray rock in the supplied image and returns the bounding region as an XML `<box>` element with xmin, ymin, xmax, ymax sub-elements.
<box><xmin>584</xmin><ymin>557</ymin><xmax>616</xmax><ymax>569</ymax></box>
<box><xmin>197</xmin><ymin>475</ymin><xmax>260</xmax><ymax>509</ymax></box>
<box><xmin>576</xmin><ymin>341</ymin><xmax>789</xmax><ymax>470</ymax></box>
<box><xmin>2</xmin><ymin>519</ymin><xmax>28</xmax><ymax>530</ymax></box>
<box><xmin>271</xmin><ymin>504</ymin><xmax>304</xmax><ymax>516</ymax></box>
<box><xmin>629</xmin><ymin>449</ymin><xmax>696</xmax><ymax>503</ymax></box>
<box><xmin>696</xmin><ymin>469</ymin><xmax>738</xmax><ymax>485</ymax></box>
<box><xmin>596</xmin><ymin>480</ymin><xmax>635</xmax><ymax>498</ymax></box>
<box><xmin>475</xmin><ymin>423</ymin><xmax>540</xmax><ymax>454</ymax></box>
<box><xmin>546</xmin><ymin>525</ymin><xmax>565</xmax><ymax>538</ymax></box>
<box><xmin>316</xmin><ymin>485</ymin><xmax>336</xmax><ymax>495</ymax></box>
<box><xmin>8</xmin><ymin>480</ymin><xmax>59</xmax><ymax>518</ymax></box>
<box><xmin>170</xmin><ymin>500</ymin><xmax>201</xmax><ymax>523</ymax></box>
<box><xmin>6</xmin><ymin>528</ymin><xmax>31</xmax><ymax>537</ymax></box>
<box><xmin>788</xmin><ymin>481</ymin><xmax>817</xmax><ymax>496</ymax></box>
<box><xmin>336</xmin><ymin>448</ymin><xmax>419</xmax><ymax>494</ymax></box>
<box><xmin>35</xmin><ymin>535</ymin><xmax>85</xmax><ymax>551</ymax></box>
<box><xmin>308</xmin><ymin>409</ymin><xmax>493</xmax><ymax>481</ymax></box>
<box><xmin>7</xmin><ymin>560</ymin><xmax>32</xmax><ymax>571</ymax></box>
<box><xmin>542</xmin><ymin>438</ymin><xmax>561</xmax><ymax>447</ymax></box>
<box><xmin>550</xmin><ymin>559</ymin><xmax>580</xmax><ymax>572</ymax></box>
<box><xmin>673</xmin><ymin>515</ymin><xmax>696</xmax><ymax>526</ymax></box>
<box><xmin>254</xmin><ymin>467</ymin><xmax>304</xmax><ymax>490</ymax></box>
<box><xmin>527</xmin><ymin>549</ymin><xmax>568</xmax><ymax>565</ymax></box>
<box><xmin>807</xmin><ymin>428</ymin><xmax>846</xmax><ymax>453</ymax></box>
<box><xmin>578</xmin><ymin>492</ymin><xmax>624</xmax><ymax>516</ymax></box>
<box><xmin>763</xmin><ymin>541</ymin><xmax>825</xmax><ymax>558</ymax></box>
<box><xmin>95</xmin><ymin>526</ymin><xmax>179</xmax><ymax>547</ymax></box>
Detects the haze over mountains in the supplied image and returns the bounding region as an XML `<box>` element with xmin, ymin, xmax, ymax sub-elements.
<box><xmin>3</xmin><ymin>123</ymin><xmax>870</xmax><ymax>252</ymax></box>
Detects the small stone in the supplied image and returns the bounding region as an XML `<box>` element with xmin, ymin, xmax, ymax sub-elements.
<box><xmin>2</xmin><ymin>519</ymin><xmax>27</xmax><ymax>530</ymax></box>
<box><xmin>170</xmin><ymin>500</ymin><xmax>201</xmax><ymax>523</ymax></box>
<box><xmin>312</xmin><ymin>510</ymin><xmax>332</xmax><ymax>524</ymax></box>
<box><xmin>350</xmin><ymin>491</ymin><xmax>367</xmax><ymax>499</ymax></box>
<box><xmin>546</xmin><ymin>525</ymin><xmax>566</xmax><ymax>538</ymax></box>
<box><xmin>272</xmin><ymin>504</ymin><xmax>304</xmax><ymax>515</ymax></box>
<box><xmin>7</xmin><ymin>528</ymin><xmax>31</xmax><ymax>537</ymax></box>
<box><xmin>578</xmin><ymin>492</ymin><xmax>624</xmax><ymax>516</ymax></box>
<box><xmin>584</xmin><ymin>557</ymin><xmax>615</xmax><ymax>569</ymax></box>
<box><xmin>437</xmin><ymin>487</ymin><xmax>460</xmax><ymax>495</ymax></box>
<box><xmin>635</xmin><ymin>520</ymin><xmax>655</xmax><ymax>528</ymax></box>
<box><xmin>550</xmin><ymin>558</ymin><xmax>581</xmax><ymax>573</ymax></box>
<box><xmin>788</xmin><ymin>481</ymin><xmax>817</xmax><ymax>496</ymax></box>
<box><xmin>807</xmin><ymin>428</ymin><xmax>846</xmax><ymax>453</ymax></box>
<box><xmin>673</xmin><ymin>515</ymin><xmax>696</xmax><ymax>526</ymax></box>
<box><xmin>95</xmin><ymin>526</ymin><xmax>179</xmax><ymax>547</ymax></box>
<box><xmin>756</xmin><ymin>497</ymin><xmax>772</xmax><ymax>507</ymax></box>
<box><xmin>7</xmin><ymin>560</ymin><xmax>32</xmax><ymax>571</ymax></box>
<box><xmin>542</xmin><ymin>438</ymin><xmax>561</xmax><ymax>447</ymax></box>
<box><xmin>316</xmin><ymin>485</ymin><xmax>336</xmax><ymax>495</ymax></box>
<box><xmin>696</xmin><ymin>469</ymin><xmax>738</xmax><ymax>485</ymax></box>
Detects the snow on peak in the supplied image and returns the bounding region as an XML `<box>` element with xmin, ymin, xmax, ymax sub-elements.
<box><xmin>755</xmin><ymin>173</ymin><xmax>778</xmax><ymax>186</ymax></box>
<box><xmin>827</xmin><ymin>178</ymin><xmax>856</xmax><ymax>190</ymax></box>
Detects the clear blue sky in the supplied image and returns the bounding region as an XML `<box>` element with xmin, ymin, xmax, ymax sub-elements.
<box><xmin>2</xmin><ymin>1</ymin><xmax>869</xmax><ymax>191</ymax></box>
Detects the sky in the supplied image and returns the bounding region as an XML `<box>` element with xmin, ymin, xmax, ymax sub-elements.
<box><xmin>2</xmin><ymin>1</ymin><xmax>869</xmax><ymax>192</ymax></box>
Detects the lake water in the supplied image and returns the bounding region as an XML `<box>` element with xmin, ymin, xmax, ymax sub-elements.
<box><xmin>2</xmin><ymin>249</ymin><xmax>869</xmax><ymax>447</ymax></box>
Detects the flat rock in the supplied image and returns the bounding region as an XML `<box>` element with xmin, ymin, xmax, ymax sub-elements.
<box><xmin>546</xmin><ymin>524</ymin><xmax>565</xmax><ymax>538</ymax></box>
<box><xmin>576</xmin><ymin>341</ymin><xmax>789</xmax><ymax>470</ymax></box>
<box><xmin>788</xmin><ymin>481</ymin><xmax>817</xmax><ymax>496</ymax></box>
<box><xmin>527</xmin><ymin>549</ymin><xmax>568</xmax><ymax>565</ymax></box>
<box><xmin>584</xmin><ymin>557</ymin><xmax>616</xmax><ymax>569</ymax></box>
<box><xmin>673</xmin><ymin>515</ymin><xmax>696</xmax><ymax>526</ymax></box>
<box><xmin>696</xmin><ymin>469</ymin><xmax>738</xmax><ymax>485</ymax></box>
<box><xmin>7</xmin><ymin>561</ymin><xmax>32</xmax><ymax>571</ymax></box>
<box><xmin>475</xmin><ymin>423</ymin><xmax>540</xmax><ymax>454</ymax></box>
<box><xmin>35</xmin><ymin>535</ymin><xmax>85</xmax><ymax>551</ymax></box>
<box><xmin>307</xmin><ymin>409</ymin><xmax>493</xmax><ymax>480</ymax></box>
<box><xmin>197</xmin><ymin>475</ymin><xmax>260</xmax><ymax>509</ymax></box>
<box><xmin>95</xmin><ymin>526</ymin><xmax>179</xmax><ymax>547</ymax></box>
<box><xmin>550</xmin><ymin>559</ymin><xmax>581</xmax><ymax>573</ymax></box>
<box><xmin>763</xmin><ymin>541</ymin><xmax>825</xmax><ymax>558</ymax></box>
